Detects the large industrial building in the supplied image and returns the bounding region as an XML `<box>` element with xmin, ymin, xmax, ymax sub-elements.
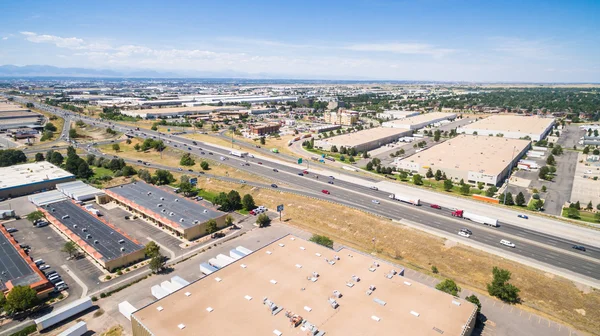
<box><xmin>0</xmin><ymin>102</ymin><xmax>45</xmax><ymax>130</ymax></box>
<box><xmin>395</xmin><ymin>134</ymin><xmax>530</xmax><ymax>186</ymax></box>
<box><xmin>104</xmin><ymin>182</ymin><xmax>228</xmax><ymax>241</ymax></box>
<box><xmin>39</xmin><ymin>200</ymin><xmax>145</xmax><ymax>271</ymax></box>
<box><xmin>381</xmin><ymin>112</ymin><xmax>456</xmax><ymax>130</ymax></box>
<box><xmin>457</xmin><ymin>115</ymin><xmax>555</xmax><ymax>141</ymax></box>
<box><xmin>120</xmin><ymin>105</ymin><xmax>243</xmax><ymax>119</ymax></box>
<box><xmin>0</xmin><ymin>162</ymin><xmax>75</xmax><ymax>199</ymax></box>
<box><xmin>376</xmin><ymin>110</ymin><xmax>420</xmax><ymax>120</ymax></box>
<box><xmin>315</xmin><ymin>127</ymin><xmax>411</xmax><ymax>152</ymax></box>
<box><xmin>131</xmin><ymin>235</ymin><xmax>477</xmax><ymax>336</ymax></box>
<box><xmin>0</xmin><ymin>225</ymin><xmax>53</xmax><ymax>297</ymax></box>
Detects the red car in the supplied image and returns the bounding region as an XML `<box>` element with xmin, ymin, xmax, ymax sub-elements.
<box><xmin>249</xmin><ymin>210</ymin><xmax>256</xmax><ymax>215</ymax></box>
<box><xmin>322</xmin><ymin>189</ymin><xmax>330</xmax><ymax>195</ymax></box>
<box><xmin>258</xmin><ymin>162</ymin><xmax>263</xmax><ymax>165</ymax></box>
<box><xmin>430</xmin><ymin>204</ymin><xmax>441</xmax><ymax>209</ymax></box>
<box><xmin>303</xmin><ymin>170</ymin><xmax>309</xmax><ymax>174</ymax></box>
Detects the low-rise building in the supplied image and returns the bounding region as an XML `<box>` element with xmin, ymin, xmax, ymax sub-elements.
<box><xmin>457</xmin><ymin>115</ymin><xmax>555</xmax><ymax>141</ymax></box>
<box><xmin>315</xmin><ymin>127</ymin><xmax>411</xmax><ymax>152</ymax></box>
<box><xmin>120</xmin><ymin>105</ymin><xmax>244</xmax><ymax>119</ymax></box>
<box><xmin>376</xmin><ymin>110</ymin><xmax>420</xmax><ymax>120</ymax></box>
<box><xmin>382</xmin><ymin>112</ymin><xmax>456</xmax><ymax>130</ymax></box>
<box><xmin>394</xmin><ymin>134</ymin><xmax>530</xmax><ymax>186</ymax></box>
<box><xmin>249</xmin><ymin>122</ymin><xmax>281</xmax><ymax>136</ymax></box>
<box><xmin>0</xmin><ymin>162</ymin><xmax>75</xmax><ymax>199</ymax></box>
<box><xmin>323</xmin><ymin>109</ymin><xmax>359</xmax><ymax>125</ymax></box>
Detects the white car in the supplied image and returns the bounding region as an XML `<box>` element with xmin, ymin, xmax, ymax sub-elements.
<box><xmin>372</xmin><ymin>200</ymin><xmax>380</xmax><ymax>204</ymax></box>
<box><xmin>370</xmin><ymin>186</ymin><xmax>379</xmax><ymax>191</ymax></box>
<box><xmin>39</xmin><ymin>264</ymin><xmax>51</xmax><ymax>270</ymax></box>
<box><xmin>458</xmin><ymin>231</ymin><xmax>471</xmax><ymax>238</ymax></box>
<box><xmin>500</xmin><ymin>239</ymin><xmax>516</xmax><ymax>248</ymax></box>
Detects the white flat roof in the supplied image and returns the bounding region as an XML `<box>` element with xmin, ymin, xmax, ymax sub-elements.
<box><xmin>322</xmin><ymin>127</ymin><xmax>410</xmax><ymax>146</ymax></box>
<box><xmin>383</xmin><ymin>112</ymin><xmax>456</xmax><ymax>126</ymax></box>
<box><xmin>459</xmin><ymin>115</ymin><xmax>555</xmax><ymax>135</ymax></box>
<box><xmin>0</xmin><ymin>162</ymin><xmax>74</xmax><ymax>190</ymax></box>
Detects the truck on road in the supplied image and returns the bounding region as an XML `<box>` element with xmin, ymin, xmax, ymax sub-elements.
<box><xmin>230</xmin><ymin>150</ymin><xmax>247</xmax><ymax>158</ymax></box>
<box><xmin>451</xmin><ymin>210</ymin><xmax>498</xmax><ymax>227</ymax></box>
<box><xmin>388</xmin><ymin>193</ymin><xmax>420</xmax><ymax>206</ymax></box>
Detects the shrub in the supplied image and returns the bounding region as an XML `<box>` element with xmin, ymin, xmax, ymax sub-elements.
<box><xmin>100</xmin><ymin>293</ymin><xmax>107</xmax><ymax>298</ymax></box>
<box><xmin>91</xmin><ymin>296</ymin><xmax>98</xmax><ymax>302</ymax></box>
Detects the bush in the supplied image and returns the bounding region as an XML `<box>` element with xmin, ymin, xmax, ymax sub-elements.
<box><xmin>100</xmin><ymin>293</ymin><xmax>107</xmax><ymax>298</ymax></box>
<box><xmin>91</xmin><ymin>296</ymin><xmax>98</xmax><ymax>302</ymax></box>
<box><xmin>309</xmin><ymin>234</ymin><xmax>334</xmax><ymax>249</ymax></box>
<box><xmin>435</xmin><ymin>279</ymin><xmax>460</xmax><ymax>296</ymax></box>
<box><xmin>431</xmin><ymin>265</ymin><xmax>439</xmax><ymax>274</ymax></box>
<box><xmin>105</xmin><ymin>275</ymin><xmax>111</xmax><ymax>280</ymax></box>
<box><xmin>8</xmin><ymin>325</ymin><xmax>36</xmax><ymax>336</ymax></box>
<box><xmin>116</xmin><ymin>270</ymin><xmax>123</xmax><ymax>276</ymax></box>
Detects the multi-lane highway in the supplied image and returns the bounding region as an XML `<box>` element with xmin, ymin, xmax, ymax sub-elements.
<box><xmin>11</xmin><ymin>96</ymin><xmax>600</xmax><ymax>283</ymax></box>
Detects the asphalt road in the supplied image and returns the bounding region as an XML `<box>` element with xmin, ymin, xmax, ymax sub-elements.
<box><xmin>14</xmin><ymin>97</ymin><xmax>600</xmax><ymax>282</ymax></box>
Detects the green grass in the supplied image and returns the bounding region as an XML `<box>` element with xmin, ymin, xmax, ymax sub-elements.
<box><xmin>237</xmin><ymin>209</ymin><xmax>250</xmax><ymax>215</ymax></box>
<box><xmin>92</xmin><ymin>166</ymin><xmax>115</xmax><ymax>178</ymax></box>
<box><xmin>561</xmin><ymin>208</ymin><xmax>598</xmax><ymax>224</ymax></box>
<box><xmin>9</xmin><ymin>325</ymin><xmax>37</xmax><ymax>336</ymax></box>
<box><xmin>305</xmin><ymin>147</ymin><xmax>357</xmax><ymax>164</ymax></box>
<box><xmin>196</xmin><ymin>189</ymin><xmax>219</xmax><ymax>203</ymax></box>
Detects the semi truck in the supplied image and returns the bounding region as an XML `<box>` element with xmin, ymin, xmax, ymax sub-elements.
<box><xmin>451</xmin><ymin>210</ymin><xmax>498</xmax><ymax>227</ymax></box>
<box><xmin>230</xmin><ymin>150</ymin><xmax>247</xmax><ymax>158</ymax></box>
<box><xmin>388</xmin><ymin>193</ymin><xmax>420</xmax><ymax>206</ymax></box>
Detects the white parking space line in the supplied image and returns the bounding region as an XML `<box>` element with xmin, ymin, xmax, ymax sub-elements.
<box><xmin>61</xmin><ymin>264</ymin><xmax>88</xmax><ymax>298</ymax></box>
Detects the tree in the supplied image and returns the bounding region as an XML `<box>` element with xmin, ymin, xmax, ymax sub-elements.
<box><xmin>567</xmin><ymin>207</ymin><xmax>580</xmax><ymax>219</ymax></box>
<box><xmin>69</xmin><ymin>128</ymin><xmax>78</xmax><ymax>138</ymax></box>
<box><xmin>134</xmin><ymin>143</ymin><xmax>141</xmax><ymax>151</ymax></box>
<box><xmin>593</xmin><ymin>149</ymin><xmax>600</xmax><ymax>156</ymax></box>
<box><xmin>398</xmin><ymin>170</ymin><xmax>408</xmax><ymax>181</ymax></box>
<box><xmin>61</xmin><ymin>241</ymin><xmax>78</xmax><ymax>257</ymax></box>
<box><xmin>138</xmin><ymin>169</ymin><xmax>153</xmax><ymax>183</ymax></box>
<box><xmin>487</xmin><ymin>267</ymin><xmax>520</xmax><ymax>304</ymax></box>
<box><xmin>149</xmin><ymin>254</ymin><xmax>166</xmax><ymax>274</ymax></box>
<box><xmin>501</xmin><ymin>192</ymin><xmax>515</xmax><ymax>205</ymax></box>
<box><xmin>435</xmin><ymin>279</ymin><xmax>461</xmax><ymax>296</ymax></box>
<box><xmin>227</xmin><ymin>190</ymin><xmax>242</xmax><ymax>210</ymax></box>
<box><xmin>112</xmin><ymin>143</ymin><xmax>120</xmax><ymax>152</ymax></box>
<box><xmin>260</xmin><ymin>136</ymin><xmax>266</xmax><ymax>145</ymax></box>
<box><xmin>225</xmin><ymin>215</ymin><xmax>234</xmax><ymax>226</ymax></box>
<box><xmin>538</xmin><ymin>166</ymin><xmax>550</xmax><ymax>180</ymax></box>
<box><xmin>309</xmin><ymin>234</ymin><xmax>334</xmax><ymax>249</ymax></box>
<box><xmin>3</xmin><ymin>285</ymin><xmax>38</xmax><ymax>315</ymax></box>
<box><xmin>366</xmin><ymin>162</ymin><xmax>374</xmax><ymax>171</ymax></box>
<box><xmin>26</xmin><ymin>211</ymin><xmax>45</xmax><ymax>224</ymax></box>
<box><xmin>551</xmin><ymin>145</ymin><xmax>563</xmax><ymax>156</ymax></box>
<box><xmin>412</xmin><ymin>174</ymin><xmax>423</xmax><ymax>185</ymax></box>
<box><xmin>443</xmin><ymin>179</ymin><xmax>453</xmax><ymax>191</ymax></box>
<box><xmin>0</xmin><ymin>149</ymin><xmax>27</xmax><ymax>167</ymax></box>
<box><xmin>151</xmin><ymin>124</ymin><xmax>158</xmax><ymax>131</ymax></box>
<box><xmin>594</xmin><ymin>212</ymin><xmax>600</xmax><ymax>222</ymax></box>
<box><xmin>256</xmin><ymin>213</ymin><xmax>271</xmax><ymax>227</ymax></box>
<box><xmin>145</xmin><ymin>241</ymin><xmax>160</xmax><ymax>258</ymax></box>
<box><xmin>126</xmin><ymin>138</ymin><xmax>132</xmax><ymax>145</ymax></box>
<box><xmin>426</xmin><ymin>168</ymin><xmax>434</xmax><ymax>178</ymax></box>
<box><xmin>362</xmin><ymin>151</ymin><xmax>369</xmax><ymax>159</ymax></box>
<box><xmin>200</xmin><ymin>161</ymin><xmax>209</xmax><ymax>170</ymax></box>
<box><xmin>331</xmin><ymin>145</ymin><xmax>338</xmax><ymax>153</ymax></box>
<box><xmin>515</xmin><ymin>192</ymin><xmax>526</xmax><ymax>206</ymax></box>
<box><xmin>121</xmin><ymin>165</ymin><xmax>137</xmax><ymax>177</ymax></box>
<box><xmin>44</xmin><ymin>122</ymin><xmax>57</xmax><ymax>132</ymax></box>
<box><xmin>587</xmin><ymin>201</ymin><xmax>593</xmax><ymax>210</ymax></box>
<box><xmin>348</xmin><ymin>156</ymin><xmax>355</xmax><ymax>163</ymax></box>
<box><xmin>460</xmin><ymin>184</ymin><xmax>470</xmax><ymax>195</ymax></box>
<box><xmin>465</xmin><ymin>294</ymin><xmax>482</xmax><ymax>313</ymax></box>
<box><xmin>434</xmin><ymin>170</ymin><xmax>442</xmax><ymax>181</ymax></box>
<box><xmin>206</xmin><ymin>219</ymin><xmax>218</xmax><ymax>234</ymax></box>
<box><xmin>179</xmin><ymin>176</ymin><xmax>194</xmax><ymax>196</ymax></box>
<box><xmin>546</xmin><ymin>154</ymin><xmax>555</xmax><ymax>165</ymax></box>
<box><xmin>339</xmin><ymin>155</ymin><xmax>346</xmax><ymax>162</ymax></box>
<box><xmin>242</xmin><ymin>194</ymin><xmax>256</xmax><ymax>211</ymax></box>
<box><xmin>77</xmin><ymin>162</ymin><xmax>94</xmax><ymax>179</ymax></box>
<box><xmin>583</xmin><ymin>146</ymin><xmax>590</xmax><ymax>154</ymax></box>
<box><xmin>477</xmin><ymin>182</ymin><xmax>485</xmax><ymax>190</ymax></box>
<box><xmin>180</xmin><ymin>153</ymin><xmax>195</xmax><ymax>166</ymax></box>
<box><xmin>154</xmin><ymin>169</ymin><xmax>175</xmax><ymax>185</ymax></box>
<box><xmin>34</xmin><ymin>153</ymin><xmax>44</xmax><ymax>162</ymax></box>
<box><xmin>433</xmin><ymin>129</ymin><xmax>441</xmax><ymax>142</ymax></box>
<box><xmin>541</xmin><ymin>185</ymin><xmax>547</xmax><ymax>192</ymax></box>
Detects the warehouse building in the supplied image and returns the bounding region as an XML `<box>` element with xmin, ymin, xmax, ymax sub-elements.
<box><xmin>395</xmin><ymin>135</ymin><xmax>530</xmax><ymax>186</ymax></box>
<box><xmin>0</xmin><ymin>225</ymin><xmax>53</xmax><ymax>298</ymax></box>
<box><xmin>39</xmin><ymin>200</ymin><xmax>145</xmax><ymax>271</ymax></box>
<box><xmin>0</xmin><ymin>162</ymin><xmax>75</xmax><ymax>199</ymax></box>
<box><xmin>382</xmin><ymin>112</ymin><xmax>456</xmax><ymax>130</ymax></box>
<box><xmin>104</xmin><ymin>182</ymin><xmax>228</xmax><ymax>241</ymax></box>
<box><xmin>315</xmin><ymin>127</ymin><xmax>411</xmax><ymax>152</ymax></box>
<box><xmin>249</xmin><ymin>122</ymin><xmax>281</xmax><ymax>136</ymax></box>
<box><xmin>0</xmin><ymin>103</ymin><xmax>45</xmax><ymax>130</ymax></box>
<box><xmin>376</xmin><ymin>110</ymin><xmax>420</xmax><ymax>120</ymax></box>
<box><xmin>457</xmin><ymin>115</ymin><xmax>555</xmax><ymax>141</ymax></box>
<box><xmin>120</xmin><ymin>105</ymin><xmax>244</xmax><ymax>119</ymax></box>
<box><xmin>131</xmin><ymin>235</ymin><xmax>477</xmax><ymax>336</ymax></box>
<box><xmin>56</xmin><ymin>180</ymin><xmax>104</xmax><ymax>201</ymax></box>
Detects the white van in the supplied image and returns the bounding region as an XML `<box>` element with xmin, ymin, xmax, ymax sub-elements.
<box><xmin>500</xmin><ymin>239</ymin><xmax>515</xmax><ymax>248</ymax></box>
<box><xmin>48</xmin><ymin>275</ymin><xmax>61</xmax><ymax>281</ymax></box>
<box><xmin>34</xmin><ymin>259</ymin><xmax>44</xmax><ymax>266</ymax></box>
<box><xmin>54</xmin><ymin>281</ymin><xmax>65</xmax><ymax>287</ymax></box>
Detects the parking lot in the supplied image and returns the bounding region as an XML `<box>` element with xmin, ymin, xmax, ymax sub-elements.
<box><xmin>570</xmin><ymin>152</ymin><xmax>600</xmax><ymax>207</ymax></box>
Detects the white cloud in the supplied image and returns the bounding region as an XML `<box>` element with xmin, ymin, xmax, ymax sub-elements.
<box><xmin>345</xmin><ymin>42</ymin><xmax>456</xmax><ymax>58</ymax></box>
<box><xmin>21</xmin><ymin>31</ymin><xmax>86</xmax><ymax>49</ymax></box>
<box><xmin>1</xmin><ymin>37</ymin><xmax>7</xmax><ymax>40</ymax></box>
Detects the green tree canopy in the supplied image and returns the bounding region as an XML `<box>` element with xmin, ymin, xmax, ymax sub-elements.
<box><xmin>242</xmin><ymin>194</ymin><xmax>256</xmax><ymax>211</ymax></box>
<box><xmin>4</xmin><ymin>285</ymin><xmax>38</xmax><ymax>315</ymax></box>
<box><xmin>487</xmin><ymin>267</ymin><xmax>520</xmax><ymax>304</ymax></box>
<box><xmin>435</xmin><ymin>279</ymin><xmax>461</xmax><ymax>296</ymax></box>
<box><xmin>309</xmin><ymin>234</ymin><xmax>334</xmax><ymax>249</ymax></box>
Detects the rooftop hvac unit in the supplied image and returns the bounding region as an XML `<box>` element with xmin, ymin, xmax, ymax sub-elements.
<box><xmin>86</xmin><ymin>234</ymin><xmax>92</xmax><ymax>239</ymax></box>
<box><xmin>169</xmin><ymin>212</ymin><xmax>174</xmax><ymax>216</ymax></box>
<box><xmin>118</xmin><ymin>239</ymin><xmax>125</xmax><ymax>244</ymax></box>
<box><xmin>161</xmin><ymin>209</ymin><xmax>166</xmax><ymax>213</ymax></box>
<box><xmin>193</xmin><ymin>220</ymin><xmax>199</xmax><ymax>224</ymax></box>
<box><xmin>160</xmin><ymin>197</ymin><xmax>164</xmax><ymax>200</ymax></box>
<box><xmin>179</xmin><ymin>218</ymin><xmax>184</xmax><ymax>222</ymax></box>
<box><xmin>333</xmin><ymin>290</ymin><xmax>342</xmax><ymax>298</ymax></box>
<box><xmin>203</xmin><ymin>209</ymin><xmax>208</xmax><ymax>213</ymax></box>
<box><xmin>147</xmin><ymin>192</ymin><xmax>151</xmax><ymax>195</ymax></box>
<box><xmin>120</xmin><ymin>247</ymin><xmax>125</xmax><ymax>252</ymax></box>
<box><xmin>94</xmin><ymin>240</ymin><xmax>99</xmax><ymax>244</ymax></box>
<box><xmin>175</xmin><ymin>199</ymin><xmax>179</xmax><ymax>202</ymax></box>
<box><xmin>73</xmin><ymin>224</ymin><xmax>78</xmax><ymax>228</ymax></box>
<box><xmin>157</xmin><ymin>204</ymin><xmax>162</xmax><ymax>207</ymax></box>
<box><xmin>328</xmin><ymin>298</ymin><xmax>339</xmax><ymax>309</ymax></box>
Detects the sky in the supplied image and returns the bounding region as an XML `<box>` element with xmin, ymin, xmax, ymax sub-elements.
<box><xmin>0</xmin><ymin>0</ymin><xmax>599</xmax><ymax>82</ymax></box>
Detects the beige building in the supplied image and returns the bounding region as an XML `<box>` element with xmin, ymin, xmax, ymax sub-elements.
<box><xmin>131</xmin><ymin>235</ymin><xmax>477</xmax><ymax>336</ymax></box>
<box><xmin>382</xmin><ymin>112</ymin><xmax>456</xmax><ymax>130</ymax></box>
<box><xmin>324</xmin><ymin>109</ymin><xmax>359</xmax><ymax>125</ymax></box>
<box><xmin>395</xmin><ymin>134</ymin><xmax>530</xmax><ymax>186</ymax></box>
<box><xmin>457</xmin><ymin>115</ymin><xmax>555</xmax><ymax>141</ymax></box>
<box><xmin>315</xmin><ymin>127</ymin><xmax>411</xmax><ymax>152</ymax></box>
<box><xmin>0</xmin><ymin>162</ymin><xmax>75</xmax><ymax>199</ymax></box>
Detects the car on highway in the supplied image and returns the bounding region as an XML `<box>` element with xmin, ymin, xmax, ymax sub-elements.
<box><xmin>201</xmin><ymin>152</ymin><xmax>205</xmax><ymax>154</ymax></box>
<box><xmin>372</xmin><ymin>200</ymin><xmax>380</xmax><ymax>204</ymax></box>
<box><xmin>258</xmin><ymin>162</ymin><xmax>263</xmax><ymax>165</ymax></box>
<box><xmin>322</xmin><ymin>189</ymin><xmax>330</xmax><ymax>195</ymax></box>
<box><xmin>209</xmin><ymin>152</ymin><xmax>213</xmax><ymax>155</ymax></box>
<box><xmin>178</xmin><ymin>168</ymin><xmax>183</xmax><ymax>171</ymax></box>
<box><xmin>240</xmin><ymin>180</ymin><xmax>246</xmax><ymax>184</ymax></box>
<box><xmin>430</xmin><ymin>204</ymin><xmax>441</xmax><ymax>209</ymax></box>
<box><xmin>240</xmin><ymin>163</ymin><xmax>245</xmax><ymax>166</ymax></box>
<box><xmin>188</xmin><ymin>169</ymin><xmax>194</xmax><ymax>172</ymax></box>
<box><xmin>192</xmin><ymin>141</ymin><xmax>197</xmax><ymax>145</ymax></box>
<box><xmin>460</xmin><ymin>228</ymin><xmax>473</xmax><ymax>235</ymax></box>
<box><xmin>298</xmin><ymin>172</ymin><xmax>304</xmax><ymax>176</ymax></box>
<box><xmin>500</xmin><ymin>239</ymin><xmax>516</xmax><ymax>248</ymax></box>
<box><xmin>517</xmin><ymin>214</ymin><xmax>528</xmax><ymax>219</ymax></box>
<box><xmin>572</xmin><ymin>245</ymin><xmax>586</xmax><ymax>252</ymax></box>
<box><xmin>458</xmin><ymin>231</ymin><xmax>471</xmax><ymax>238</ymax></box>
<box><xmin>329</xmin><ymin>176</ymin><xmax>335</xmax><ymax>179</ymax></box>
<box><xmin>328</xmin><ymin>181</ymin><xmax>334</xmax><ymax>184</ymax></box>
<box><xmin>370</xmin><ymin>186</ymin><xmax>378</xmax><ymax>190</ymax></box>
<box><xmin>271</xmin><ymin>184</ymin><xmax>278</xmax><ymax>188</ymax></box>
<box><xmin>273</xmin><ymin>169</ymin><xmax>278</xmax><ymax>172</ymax></box>
<box><xmin>303</xmin><ymin>170</ymin><xmax>309</xmax><ymax>174</ymax></box>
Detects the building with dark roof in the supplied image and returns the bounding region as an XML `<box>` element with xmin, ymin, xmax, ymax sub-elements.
<box><xmin>104</xmin><ymin>182</ymin><xmax>228</xmax><ymax>241</ymax></box>
<box><xmin>0</xmin><ymin>225</ymin><xmax>53</xmax><ymax>297</ymax></box>
<box><xmin>39</xmin><ymin>200</ymin><xmax>145</xmax><ymax>271</ymax></box>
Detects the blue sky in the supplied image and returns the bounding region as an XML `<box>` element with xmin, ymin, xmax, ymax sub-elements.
<box><xmin>0</xmin><ymin>0</ymin><xmax>599</xmax><ymax>81</ymax></box>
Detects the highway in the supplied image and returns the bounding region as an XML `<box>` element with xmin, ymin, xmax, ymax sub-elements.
<box><xmin>10</xmin><ymin>96</ymin><xmax>600</xmax><ymax>283</ymax></box>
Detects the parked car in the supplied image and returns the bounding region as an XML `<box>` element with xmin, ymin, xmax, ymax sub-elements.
<box><xmin>258</xmin><ymin>162</ymin><xmax>263</xmax><ymax>165</ymax></box>
<box><xmin>298</xmin><ymin>173</ymin><xmax>304</xmax><ymax>176</ymax></box>
<box><xmin>430</xmin><ymin>204</ymin><xmax>441</xmax><ymax>209</ymax></box>
<box><xmin>211</xmin><ymin>232</ymin><xmax>225</xmax><ymax>239</ymax></box>
<box><xmin>240</xmin><ymin>180</ymin><xmax>246</xmax><ymax>184</ymax></box>
<box><xmin>572</xmin><ymin>245</ymin><xmax>586</xmax><ymax>252</ymax></box>
<box><xmin>273</xmin><ymin>169</ymin><xmax>278</xmax><ymax>172</ymax></box>
<box><xmin>517</xmin><ymin>214</ymin><xmax>528</xmax><ymax>219</ymax></box>
<box><xmin>372</xmin><ymin>200</ymin><xmax>380</xmax><ymax>204</ymax></box>
<box><xmin>322</xmin><ymin>190</ymin><xmax>330</xmax><ymax>195</ymax></box>
<box><xmin>329</xmin><ymin>176</ymin><xmax>335</xmax><ymax>180</ymax></box>
<box><xmin>6</xmin><ymin>227</ymin><xmax>17</xmax><ymax>233</ymax></box>
<box><xmin>303</xmin><ymin>170</ymin><xmax>309</xmax><ymax>174</ymax></box>
<box><xmin>328</xmin><ymin>181</ymin><xmax>334</xmax><ymax>184</ymax></box>
<box><xmin>271</xmin><ymin>184</ymin><xmax>278</xmax><ymax>188</ymax></box>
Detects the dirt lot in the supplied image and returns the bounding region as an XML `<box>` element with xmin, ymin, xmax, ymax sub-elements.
<box><xmin>186</xmin><ymin>178</ymin><xmax>600</xmax><ymax>335</ymax></box>
<box><xmin>72</xmin><ymin>122</ymin><xmax>123</xmax><ymax>142</ymax></box>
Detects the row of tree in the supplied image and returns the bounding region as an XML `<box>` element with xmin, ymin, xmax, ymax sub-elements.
<box><xmin>0</xmin><ymin>149</ymin><xmax>27</xmax><ymax>167</ymax></box>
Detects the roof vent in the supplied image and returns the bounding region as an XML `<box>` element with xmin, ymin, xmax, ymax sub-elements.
<box><xmin>206</xmin><ymin>307</ymin><xmax>214</xmax><ymax>312</ymax></box>
<box><xmin>203</xmin><ymin>209</ymin><xmax>208</xmax><ymax>213</ymax></box>
<box><xmin>175</xmin><ymin>199</ymin><xmax>179</xmax><ymax>202</ymax></box>
<box><xmin>452</xmin><ymin>300</ymin><xmax>461</xmax><ymax>306</ymax></box>
<box><xmin>240</xmin><ymin>264</ymin><xmax>247</xmax><ymax>268</ymax></box>
<box><xmin>179</xmin><ymin>218</ymin><xmax>184</xmax><ymax>222</ymax></box>
<box><xmin>94</xmin><ymin>240</ymin><xmax>99</xmax><ymax>244</ymax></box>
<box><xmin>86</xmin><ymin>234</ymin><xmax>91</xmax><ymax>239</ymax></box>
<box><xmin>82</xmin><ymin>228</ymin><xmax>87</xmax><ymax>232</ymax></box>
<box><xmin>270</xmin><ymin>279</ymin><xmax>277</xmax><ymax>284</ymax></box>
<box><xmin>157</xmin><ymin>306</ymin><xmax>163</xmax><ymax>311</ymax></box>
<box><xmin>73</xmin><ymin>224</ymin><xmax>78</xmax><ymax>228</ymax></box>
<box><xmin>185</xmin><ymin>292</ymin><xmax>191</xmax><ymax>297</ymax></box>
<box><xmin>177</xmin><ymin>324</ymin><xmax>185</xmax><ymax>330</ymax></box>
<box><xmin>371</xmin><ymin>315</ymin><xmax>381</xmax><ymax>322</ymax></box>
<box><xmin>160</xmin><ymin>197</ymin><xmax>165</xmax><ymax>200</ymax></box>
<box><xmin>120</xmin><ymin>247</ymin><xmax>125</xmax><ymax>252</ymax></box>
<box><xmin>215</xmin><ymin>277</ymin><xmax>222</xmax><ymax>282</ymax></box>
<box><xmin>157</xmin><ymin>204</ymin><xmax>162</xmax><ymax>207</ymax></box>
<box><xmin>245</xmin><ymin>295</ymin><xmax>252</xmax><ymax>301</ymax></box>
<box><xmin>278</xmin><ymin>243</ymin><xmax>285</xmax><ymax>247</ymax></box>
<box><xmin>410</xmin><ymin>311</ymin><xmax>420</xmax><ymax>317</ymax></box>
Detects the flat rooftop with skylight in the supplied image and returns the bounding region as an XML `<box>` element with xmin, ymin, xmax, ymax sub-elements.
<box><xmin>457</xmin><ymin>115</ymin><xmax>555</xmax><ymax>141</ymax></box>
<box><xmin>131</xmin><ymin>235</ymin><xmax>477</xmax><ymax>336</ymax></box>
